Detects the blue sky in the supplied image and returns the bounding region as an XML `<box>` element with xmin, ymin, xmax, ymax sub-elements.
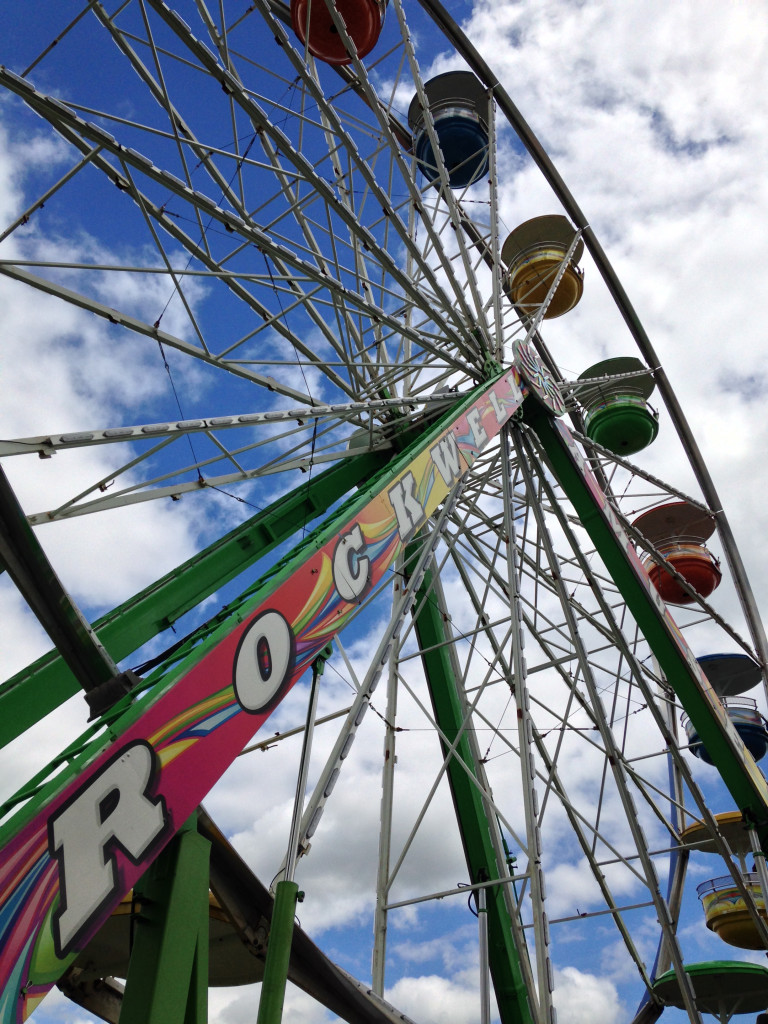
<box><xmin>1</xmin><ymin>2</ymin><xmax>768</xmax><ymax>1023</ymax></box>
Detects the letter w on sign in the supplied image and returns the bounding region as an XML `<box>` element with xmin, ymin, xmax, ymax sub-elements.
<box><xmin>430</xmin><ymin>433</ymin><xmax>462</xmax><ymax>487</ymax></box>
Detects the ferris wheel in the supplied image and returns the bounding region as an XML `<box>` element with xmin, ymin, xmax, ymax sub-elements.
<box><xmin>1</xmin><ymin>3</ymin><xmax>768</xmax><ymax>1024</ymax></box>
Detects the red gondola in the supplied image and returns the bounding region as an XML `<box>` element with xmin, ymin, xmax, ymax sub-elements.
<box><xmin>291</xmin><ymin>0</ymin><xmax>385</xmax><ymax>66</ymax></box>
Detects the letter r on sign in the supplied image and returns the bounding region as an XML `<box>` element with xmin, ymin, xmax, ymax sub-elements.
<box><xmin>48</xmin><ymin>741</ymin><xmax>170</xmax><ymax>957</ymax></box>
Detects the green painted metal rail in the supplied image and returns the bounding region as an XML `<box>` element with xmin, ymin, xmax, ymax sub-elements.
<box><xmin>407</xmin><ymin>544</ymin><xmax>535</xmax><ymax>1024</ymax></box>
<box><xmin>0</xmin><ymin>450</ymin><xmax>387</xmax><ymax>749</ymax></box>
<box><xmin>525</xmin><ymin>399</ymin><xmax>768</xmax><ymax>850</ymax></box>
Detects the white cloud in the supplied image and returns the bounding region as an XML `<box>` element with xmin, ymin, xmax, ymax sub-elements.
<box><xmin>553</xmin><ymin>966</ymin><xmax>624</xmax><ymax>1024</ymax></box>
<box><xmin>386</xmin><ymin>972</ymin><xmax>487</xmax><ymax>1024</ymax></box>
<box><xmin>208</xmin><ymin>982</ymin><xmax>335</xmax><ymax>1024</ymax></box>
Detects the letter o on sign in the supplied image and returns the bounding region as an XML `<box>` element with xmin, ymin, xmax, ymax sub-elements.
<box><xmin>233</xmin><ymin>609</ymin><xmax>295</xmax><ymax>714</ymax></box>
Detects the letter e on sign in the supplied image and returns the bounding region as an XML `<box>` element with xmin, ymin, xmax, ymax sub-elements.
<box><xmin>48</xmin><ymin>741</ymin><xmax>170</xmax><ymax>958</ymax></box>
<box><xmin>467</xmin><ymin>408</ymin><xmax>488</xmax><ymax>449</ymax></box>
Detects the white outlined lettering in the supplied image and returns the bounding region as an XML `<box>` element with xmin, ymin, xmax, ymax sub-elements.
<box><xmin>49</xmin><ymin>741</ymin><xmax>169</xmax><ymax>958</ymax></box>
<box><xmin>233</xmin><ymin>609</ymin><xmax>296</xmax><ymax>714</ymax></box>
<box><xmin>467</xmin><ymin>408</ymin><xmax>488</xmax><ymax>449</ymax></box>
<box><xmin>430</xmin><ymin>433</ymin><xmax>462</xmax><ymax>487</ymax></box>
<box><xmin>388</xmin><ymin>472</ymin><xmax>425</xmax><ymax>542</ymax></box>
<box><xmin>333</xmin><ymin>523</ymin><xmax>371</xmax><ymax>603</ymax></box>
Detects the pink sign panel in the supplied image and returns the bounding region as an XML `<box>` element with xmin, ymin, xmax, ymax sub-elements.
<box><xmin>0</xmin><ymin>370</ymin><xmax>525</xmax><ymax>1021</ymax></box>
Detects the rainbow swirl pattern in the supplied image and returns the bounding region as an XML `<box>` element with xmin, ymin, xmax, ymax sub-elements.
<box><xmin>0</xmin><ymin>370</ymin><xmax>525</xmax><ymax>1021</ymax></box>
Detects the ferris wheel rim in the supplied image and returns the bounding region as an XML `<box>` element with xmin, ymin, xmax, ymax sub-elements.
<box><xmin>0</xmin><ymin>2</ymin><xmax>765</xmax><ymax>1024</ymax></box>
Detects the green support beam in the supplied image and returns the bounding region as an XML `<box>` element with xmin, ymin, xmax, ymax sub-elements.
<box><xmin>256</xmin><ymin>881</ymin><xmax>301</xmax><ymax>1024</ymax></box>
<box><xmin>120</xmin><ymin>815</ymin><xmax>211</xmax><ymax>1024</ymax></box>
<box><xmin>0</xmin><ymin>450</ymin><xmax>386</xmax><ymax>748</ymax></box>
<box><xmin>407</xmin><ymin>543</ymin><xmax>535</xmax><ymax>1024</ymax></box>
<box><xmin>0</xmin><ymin>375</ymin><xmax>523</xmax><ymax>1023</ymax></box>
<box><xmin>1</xmin><ymin>380</ymin><xmax>505</xmax><ymax>841</ymax></box>
<box><xmin>525</xmin><ymin>400</ymin><xmax>768</xmax><ymax>848</ymax></box>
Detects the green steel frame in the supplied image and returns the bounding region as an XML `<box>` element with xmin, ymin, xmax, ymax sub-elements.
<box><xmin>2</xmin><ymin>1</ymin><xmax>766</xmax><ymax>1019</ymax></box>
<box><xmin>0</xmin><ymin>377</ymin><xmax>519</xmax><ymax>1024</ymax></box>
<box><xmin>407</xmin><ymin>542</ymin><xmax>535</xmax><ymax>1024</ymax></box>
<box><xmin>4</xmin><ymin>387</ymin><xmax>768</xmax><ymax>1022</ymax></box>
<box><xmin>524</xmin><ymin>400</ymin><xmax>768</xmax><ymax>851</ymax></box>
<box><xmin>120</xmin><ymin>815</ymin><xmax>211</xmax><ymax>1024</ymax></box>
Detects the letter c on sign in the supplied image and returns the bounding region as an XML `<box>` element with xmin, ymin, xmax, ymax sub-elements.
<box><xmin>333</xmin><ymin>523</ymin><xmax>371</xmax><ymax>603</ymax></box>
<box><xmin>233</xmin><ymin>609</ymin><xmax>296</xmax><ymax>714</ymax></box>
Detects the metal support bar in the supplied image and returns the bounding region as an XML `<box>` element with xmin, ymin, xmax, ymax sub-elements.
<box><xmin>0</xmin><ymin>393</ymin><xmax>455</xmax><ymax>459</ymax></box>
<box><xmin>478</xmin><ymin>883</ymin><xmax>491</xmax><ymax>1024</ymax></box>
<box><xmin>501</xmin><ymin>429</ymin><xmax>553</xmax><ymax>1022</ymax></box>
<box><xmin>406</xmin><ymin>540</ymin><xmax>536</xmax><ymax>1024</ymax></box>
<box><xmin>384</xmin><ymin>873</ymin><xmax>524</xmax><ymax>911</ymax></box>
<box><xmin>120</xmin><ymin>815</ymin><xmax>211</xmax><ymax>1024</ymax></box>
<box><xmin>748</xmin><ymin>828</ymin><xmax>768</xmax><ymax>913</ymax></box>
<box><xmin>258</xmin><ymin>646</ymin><xmax>329</xmax><ymax>1024</ymax></box>
<box><xmin>646</xmin><ymin>669</ymin><xmax>689</xmax><ymax>984</ymax></box>
<box><xmin>520</xmin><ymin>227</ymin><xmax>583</xmax><ymax>341</ymax></box>
<box><xmin>284</xmin><ymin>647</ymin><xmax>331</xmax><ymax>883</ymax></box>
<box><xmin>372</xmin><ymin>599</ymin><xmax>401</xmax><ymax>995</ymax></box>
<box><xmin>256</xmin><ymin>881</ymin><xmax>301</xmax><ymax>1024</ymax></box>
<box><xmin>239</xmin><ymin>707</ymin><xmax>352</xmax><ymax>756</ymax></box>
<box><xmin>0</xmin><ymin>465</ymin><xmax>118</xmax><ymax>693</ymax></box>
